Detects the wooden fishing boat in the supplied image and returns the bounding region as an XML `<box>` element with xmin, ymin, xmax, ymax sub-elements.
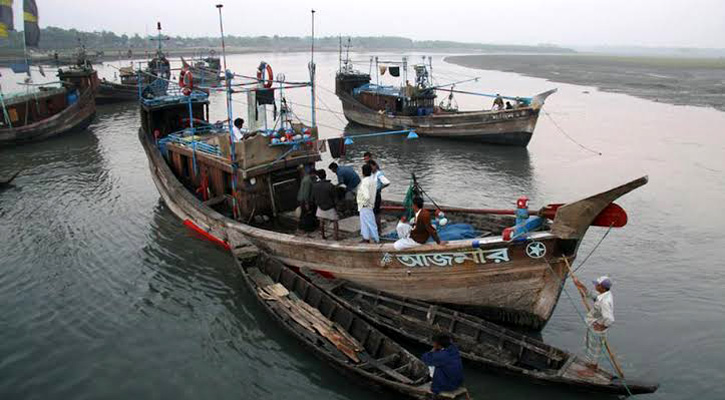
<box><xmin>334</xmin><ymin>50</ymin><xmax>555</xmax><ymax>147</ymax></box>
<box><xmin>0</xmin><ymin>65</ymin><xmax>98</xmax><ymax>146</ymax></box>
<box><xmin>229</xmin><ymin>239</ymin><xmax>470</xmax><ymax>399</ymax></box>
<box><xmin>310</xmin><ymin>275</ymin><xmax>658</xmax><ymax>395</ymax></box>
<box><xmin>138</xmin><ymin>63</ymin><xmax>648</xmax><ymax>330</ymax></box>
<box><xmin>181</xmin><ymin>54</ymin><xmax>221</xmax><ymax>87</ymax></box>
<box><xmin>97</xmin><ymin>67</ymin><xmax>138</xmax><ymax>104</ymax></box>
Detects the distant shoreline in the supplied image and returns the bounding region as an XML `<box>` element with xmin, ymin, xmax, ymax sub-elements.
<box><xmin>446</xmin><ymin>54</ymin><xmax>725</xmax><ymax>112</ymax></box>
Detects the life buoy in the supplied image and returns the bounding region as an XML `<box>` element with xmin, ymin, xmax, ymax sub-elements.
<box><xmin>179</xmin><ymin>69</ymin><xmax>194</xmax><ymax>95</ymax></box>
<box><xmin>256</xmin><ymin>62</ymin><xmax>273</xmax><ymax>89</ymax></box>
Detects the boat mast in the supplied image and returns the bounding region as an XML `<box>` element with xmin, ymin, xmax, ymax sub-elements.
<box><xmin>216</xmin><ymin>3</ymin><xmax>239</xmax><ymax>220</ymax></box>
<box><xmin>309</xmin><ymin>9</ymin><xmax>317</xmax><ymax>128</ymax></box>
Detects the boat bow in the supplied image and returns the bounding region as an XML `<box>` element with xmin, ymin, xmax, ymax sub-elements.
<box><xmin>531</xmin><ymin>88</ymin><xmax>558</xmax><ymax>109</ymax></box>
<box><xmin>551</xmin><ymin>176</ymin><xmax>649</xmax><ymax>240</ymax></box>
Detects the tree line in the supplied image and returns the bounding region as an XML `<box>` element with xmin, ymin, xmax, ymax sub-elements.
<box><xmin>0</xmin><ymin>26</ymin><xmax>575</xmax><ymax>54</ymax></box>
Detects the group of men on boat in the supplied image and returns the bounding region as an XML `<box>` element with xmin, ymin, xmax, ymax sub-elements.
<box><xmin>295</xmin><ymin>152</ymin><xmax>448</xmax><ymax>251</ymax></box>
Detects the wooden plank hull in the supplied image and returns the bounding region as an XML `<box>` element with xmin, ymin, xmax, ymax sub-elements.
<box><xmin>0</xmin><ymin>88</ymin><xmax>96</xmax><ymax>146</ymax></box>
<box><xmin>231</xmin><ymin>248</ymin><xmax>438</xmax><ymax>399</ymax></box>
<box><xmin>321</xmin><ymin>280</ymin><xmax>659</xmax><ymax>395</ymax></box>
<box><xmin>339</xmin><ymin>93</ymin><xmax>541</xmax><ymax>147</ymax></box>
<box><xmin>139</xmin><ymin>127</ymin><xmax>571</xmax><ymax>330</ymax></box>
<box><xmin>97</xmin><ymin>80</ymin><xmax>138</xmax><ymax>104</ymax></box>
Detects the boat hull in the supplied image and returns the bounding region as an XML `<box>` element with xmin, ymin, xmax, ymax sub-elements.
<box><xmin>139</xmin><ymin>128</ymin><xmax>570</xmax><ymax>330</ymax></box>
<box><xmin>0</xmin><ymin>88</ymin><xmax>96</xmax><ymax>146</ymax></box>
<box><xmin>97</xmin><ymin>80</ymin><xmax>138</xmax><ymax>104</ymax></box>
<box><xmin>339</xmin><ymin>93</ymin><xmax>540</xmax><ymax>147</ymax></box>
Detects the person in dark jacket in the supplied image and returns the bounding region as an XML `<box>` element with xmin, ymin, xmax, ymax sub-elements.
<box><xmin>311</xmin><ymin>170</ymin><xmax>339</xmax><ymax>240</ymax></box>
<box><xmin>422</xmin><ymin>334</ymin><xmax>464</xmax><ymax>396</ymax></box>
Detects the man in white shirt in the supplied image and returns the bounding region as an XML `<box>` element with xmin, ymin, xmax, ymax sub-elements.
<box><xmin>231</xmin><ymin>118</ymin><xmax>245</xmax><ymax>142</ymax></box>
<box><xmin>357</xmin><ymin>164</ymin><xmax>379</xmax><ymax>243</ymax></box>
<box><xmin>574</xmin><ymin>275</ymin><xmax>614</xmax><ymax>376</ymax></box>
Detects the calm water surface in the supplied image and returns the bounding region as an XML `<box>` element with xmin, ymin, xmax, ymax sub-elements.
<box><xmin>1</xmin><ymin>52</ymin><xmax>724</xmax><ymax>399</ymax></box>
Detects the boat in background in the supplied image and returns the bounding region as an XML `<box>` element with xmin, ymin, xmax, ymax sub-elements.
<box><xmin>0</xmin><ymin>64</ymin><xmax>98</xmax><ymax>146</ymax></box>
<box><xmin>334</xmin><ymin>40</ymin><xmax>555</xmax><ymax>146</ymax></box>
<box><xmin>181</xmin><ymin>51</ymin><xmax>222</xmax><ymax>87</ymax></box>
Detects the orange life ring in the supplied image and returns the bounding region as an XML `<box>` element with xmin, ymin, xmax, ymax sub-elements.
<box><xmin>179</xmin><ymin>69</ymin><xmax>194</xmax><ymax>95</ymax></box>
<box><xmin>256</xmin><ymin>62</ymin><xmax>273</xmax><ymax>89</ymax></box>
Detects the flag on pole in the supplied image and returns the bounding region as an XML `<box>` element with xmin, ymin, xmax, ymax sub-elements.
<box><xmin>23</xmin><ymin>0</ymin><xmax>39</xmax><ymax>47</ymax></box>
<box><xmin>0</xmin><ymin>0</ymin><xmax>14</xmax><ymax>39</ymax></box>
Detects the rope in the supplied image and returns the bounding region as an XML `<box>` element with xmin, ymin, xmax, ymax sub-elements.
<box><xmin>573</xmin><ymin>223</ymin><xmax>614</xmax><ymax>274</ymax></box>
<box><xmin>543</xmin><ymin>110</ymin><xmax>602</xmax><ymax>156</ymax></box>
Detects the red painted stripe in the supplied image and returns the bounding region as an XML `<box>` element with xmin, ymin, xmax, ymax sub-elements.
<box><xmin>183</xmin><ymin>219</ymin><xmax>231</xmax><ymax>250</ymax></box>
<box><xmin>312</xmin><ymin>269</ymin><xmax>336</xmax><ymax>279</ymax></box>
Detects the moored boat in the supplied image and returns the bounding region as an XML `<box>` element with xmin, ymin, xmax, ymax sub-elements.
<box><xmin>310</xmin><ymin>275</ymin><xmax>659</xmax><ymax>395</ymax></box>
<box><xmin>138</xmin><ymin>63</ymin><xmax>648</xmax><ymax>330</ymax></box>
<box><xmin>181</xmin><ymin>53</ymin><xmax>221</xmax><ymax>87</ymax></box>
<box><xmin>97</xmin><ymin>66</ymin><xmax>139</xmax><ymax>104</ymax></box>
<box><xmin>334</xmin><ymin>45</ymin><xmax>555</xmax><ymax>147</ymax></box>
<box><xmin>0</xmin><ymin>65</ymin><xmax>98</xmax><ymax>146</ymax></box>
<box><xmin>229</xmin><ymin>241</ymin><xmax>470</xmax><ymax>399</ymax></box>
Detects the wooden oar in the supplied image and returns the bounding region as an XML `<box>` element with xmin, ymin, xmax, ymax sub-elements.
<box><xmin>563</xmin><ymin>257</ymin><xmax>626</xmax><ymax>378</ymax></box>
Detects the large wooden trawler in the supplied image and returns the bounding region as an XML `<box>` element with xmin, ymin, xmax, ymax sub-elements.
<box><xmin>0</xmin><ymin>65</ymin><xmax>98</xmax><ymax>146</ymax></box>
<box><xmin>139</xmin><ymin>60</ymin><xmax>647</xmax><ymax>330</ymax></box>
<box><xmin>334</xmin><ymin>49</ymin><xmax>555</xmax><ymax>147</ymax></box>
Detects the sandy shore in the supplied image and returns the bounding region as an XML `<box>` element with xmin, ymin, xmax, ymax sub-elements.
<box><xmin>446</xmin><ymin>54</ymin><xmax>725</xmax><ymax>112</ymax></box>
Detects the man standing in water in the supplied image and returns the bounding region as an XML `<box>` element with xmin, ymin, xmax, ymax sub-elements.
<box><xmin>573</xmin><ymin>275</ymin><xmax>614</xmax><ymax>376</ymax></box>
<box><xmin>422</xmin><ymin>333</ymin><xmax>464</xmax><ymax>397</ymax></box>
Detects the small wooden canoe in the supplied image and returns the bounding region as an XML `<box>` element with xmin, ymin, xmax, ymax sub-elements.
<box><xmin>315</xmin><ymin>277</ymin><xmax>658</xmax><ymax>396</ymax></box>
<box><xmin>97</xmin><ymin>80</ymin><xmax>138</xmax><ymax>104</ymax></box>
<box><xmin>230</xmin><ymin>239</ymin><xmax>469</xmax><ymax>399</ymax></box>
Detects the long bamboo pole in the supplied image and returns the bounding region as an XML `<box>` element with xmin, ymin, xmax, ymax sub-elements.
<box><xmin>563</xmin><ymin>257</ymin><xmax>626</xmax><ymax>378</ymax></box>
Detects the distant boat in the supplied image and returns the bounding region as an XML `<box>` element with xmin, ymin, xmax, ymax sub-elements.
<box><xmin>334</xmin><ymin>42</ymin><xmax>555</xmax><ymax>146</ymax></box>
<box><xmin>0</xmin><ymin>64</ymin><xmax>98</xmax><ymax>146</ymax></box>
<box><xmin>181</xmin><ymin>52</ymin><xmax>222</xmax><ymax>87</ymax></box>
<box><xmin>97</xmin><ymin>52</ymin><xmax>171</xmax><ymax>104</ymax></box>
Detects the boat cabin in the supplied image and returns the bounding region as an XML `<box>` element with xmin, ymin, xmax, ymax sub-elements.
<box><xmin>141</xmin><ymin>90</ymin><xmax>320</xmax><ymax>222</ymax></box>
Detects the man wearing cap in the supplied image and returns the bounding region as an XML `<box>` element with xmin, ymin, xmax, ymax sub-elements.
<box><xmin>573</xmin><ymin>275</ymin><xmax>614</xmax><ymax>377</ymax></box>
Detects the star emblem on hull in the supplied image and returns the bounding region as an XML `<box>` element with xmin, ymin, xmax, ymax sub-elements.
<box><xmin>526</xmin><ymin>241</ymin><xmax>547</xmax><ymax>259</ymax></box>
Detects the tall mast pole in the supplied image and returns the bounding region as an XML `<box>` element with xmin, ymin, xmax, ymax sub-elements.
<box><xmin>216</xmin><ymin>3</ymin><xmax>238</xmax><ymax>220</ymax></box>
<box><xmin>309</xmin><ymin>9</ymin><xmax>317</xmax><ymax>128</ymax></box>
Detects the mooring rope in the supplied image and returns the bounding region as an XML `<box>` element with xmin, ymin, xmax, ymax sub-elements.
<box><xmin>573</xmin><ymin>223</ymin><xmax>614</xmax><ymax>274</ymax></box>
<box><xmin>543</xmin><ymin>110</ymin><xmax>602</xmax><ymax>156</ymax></box>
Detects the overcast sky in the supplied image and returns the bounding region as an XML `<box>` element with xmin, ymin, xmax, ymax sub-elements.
<box><xmin>25</xmin><ymin>0</ymin><xmax>725</xmax><ymax>48</ymax></box>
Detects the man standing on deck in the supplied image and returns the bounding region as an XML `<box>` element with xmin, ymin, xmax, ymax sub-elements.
<box><xmin>232</xmin><ymin>118</ymin><xmax>244</xmax><ymax>141</ymax></box>
<box><xmin>357</xmin><ymin>164</ymin><xmax>379</xmax><ymax>243</ymax></box>
<box><xmin>422</xmin><ymin>334</ymin><xmax>464</xmax><ymax>397</ymax></box>
<box><xmin>573</xmin><ymin>275</ymin><xmax>615</xmax><ymax>377</ymax></box>
<box><xmin>493</xmin><ymin>94</ymin><xmax>504</xmax><ymax>110</ymax></box>
<box><xmin>394</xmin><ymin>197</ymin><xmax>446</xmax><ymax>250</ymax></box>
<box><xmin>368</xmin><ymin>159</ymin><xmax>390</xmax><ymax>234</ymax></box>
<box><xmin>311</xmin><ymin>170</ymin><xmax>339</xmax><ymax>240</ymax></box>
<box><xmin>329</xmin><ymin>162</ymin><xmax>360</xmax><ymax>200</ymax></box>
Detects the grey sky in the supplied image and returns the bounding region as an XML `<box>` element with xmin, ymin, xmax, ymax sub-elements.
<box><xmin>27</xmin><ymin>0</ymin><xmax>725</xmax><ymax>48</ymax></box>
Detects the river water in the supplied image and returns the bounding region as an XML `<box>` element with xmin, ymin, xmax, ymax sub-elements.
<box><xmin>1</xmin><ymin>52</ymin><xmax>724</xmax><ymax>399</ymax></box>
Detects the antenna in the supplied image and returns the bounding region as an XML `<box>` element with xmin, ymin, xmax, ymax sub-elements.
<box><xmin>215</xmin><ymin>4</ymin><xmax>228</xmax><ymax>73</ymax></box>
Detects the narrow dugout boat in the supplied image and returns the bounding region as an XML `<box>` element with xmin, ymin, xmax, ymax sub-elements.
<box><xmin>309</xmin><ymin>275</ymin><xmax>658</xmax><ymax>395</ymax></box>
<box><xmin>230</xmin><ymin>239</ymin><xmax>470</xmax><ymax>399</ymax></box>
<box><xmin>0</xmin><ymin>65</ymin><xmax>98</xmax><ymax>146</ymax></box>
<box><xmin>334</xmin><ymin>44</ymin><xmax>555</xmax><ymax>147</ymax></box>
<box><xmin>139</xmin><ymin>62</ymin><xmax>648</xmax><ymax>330</ymax></box>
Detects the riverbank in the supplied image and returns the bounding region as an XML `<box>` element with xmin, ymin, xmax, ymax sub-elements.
<box><xmin>446</xmin><ymin>54</ymin><xmax>725</xmax><ymax>112</ymax></box>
